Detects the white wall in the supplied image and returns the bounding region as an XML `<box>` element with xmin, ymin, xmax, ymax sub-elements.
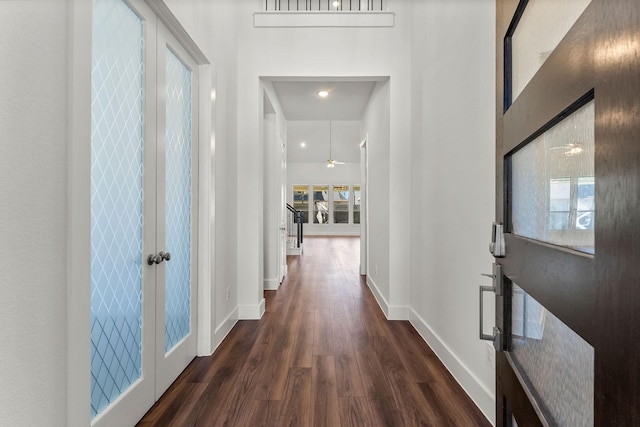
<box><xmin>263</xmin><ymin>113</ymin><xmax>280</xmax><ymax>288</ymax></box>
<box><xmin>408</xmin><ymin>0</ymin><xmax>496</xmax><ymax>422</ymax></box>
<box><xmin>361</xmin><ymin>80</ymin><xmax>391</xmax><ymax>307</ymax></box>
<box><xmin>236</xmin><ymin>0</ymin><xmax>414</xmax><ymax>320</ymax></box>
<box><xmin>0</xmin><ymin>2</ymin><xmax>69</xmax><ymax>425</ymax></box>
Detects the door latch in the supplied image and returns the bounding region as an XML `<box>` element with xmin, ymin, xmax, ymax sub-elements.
<box><xmin>490</xmin><ymin>222</ymin><xmax>505</xmax><ymax>257</ymax></box>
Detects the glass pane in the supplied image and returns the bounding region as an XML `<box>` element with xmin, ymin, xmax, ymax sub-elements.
<box><xmin>511</xmin><ymin>0</ymin><xmax>591</xmax><ymax>101</ymax></box>
<box><xmin>353</xmin><ymin>185</ymin><xmax>361</xmax><ymax>224</ymax></box>
<box><xmin>511</xmin><ymin>284</ymin><xmax>594</xmax><ymax>427</ymax></box>
<box><xmin>90</xmin><ymin>0</ymin><xmax>144</xmax><ymax>418</ymax></box>
<box><xmin>313</xmin><ymin>185</ymin><xmax>329</xmax><ymax>224</ymax></box>
<box><xmin>511</xmin><ymin>100</ymin><xmax>595</xmax><ymax>253</ymax></box>
<box><xmin>293</xmin><ymin>185</ymin><xmax>309</xmax><ymax>223</ymax></box>
<box><xmin>333</xmin><ymin>185</ymin><xmax>350</xmax><ymax>224</ymax></box>
<box><xmin>164</xmin><ymin>48</ymin><xmax>192</xmax><ymax>353</ymax></box>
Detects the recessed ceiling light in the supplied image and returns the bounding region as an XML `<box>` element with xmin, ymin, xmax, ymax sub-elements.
<box><xmin>317</xmin><ymin>90</ymin><xmax>329</xmax><ymax>98</ymax></box>
<box><xmin>300</xmin><ymin>142</ymin><xmax>307</xmax><ymax>148</ymax></box>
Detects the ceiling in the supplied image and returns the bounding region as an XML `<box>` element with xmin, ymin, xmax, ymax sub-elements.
<box><xmin>268</xmin><ymin>79</ymin><xmax>378</xmax><ymax>164</ymax></box>
<box><xmin>271</xmin><ymin>80</ymin><xmax>377</xmax><ymax>121</ymax></box>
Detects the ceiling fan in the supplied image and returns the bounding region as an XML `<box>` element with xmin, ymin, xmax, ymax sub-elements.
<box><xmin>327</xmin><ymin>121</ymin><xmax>345</xmax><ymax>168</ymax></box>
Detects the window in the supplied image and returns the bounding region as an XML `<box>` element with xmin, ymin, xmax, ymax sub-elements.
<box><xmin>293</xmin><ymin>185</ymin><xmax>309</xmax><ymax>223</ymax></box>
<box><xmin>353</xmin><ymin>185</ymin><xmax>361</xmax><ymax>224</ymax></box>
<box><xmin>313</xmin><ymin>185</ymin><xmax>329</xmax><ymax>224</ymax></box>
<box><xmin>333</xmin><ymin>185</ymin><xmax>349</xmax><ymax>224</ymax></box>
<box><xmin>292</xmin><ymin>184</ymin><xmax>360</xmax><ymax>225</ymax></box>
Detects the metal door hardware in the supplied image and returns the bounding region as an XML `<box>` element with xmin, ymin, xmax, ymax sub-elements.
<box><xmin>147</xmin><ymin>254</ymin><xmax>162</xmax><ymax>265</ymax></box>
<box><xmin>479</xmin><ymin>263</ymin><xmax>503</xmax><ymax>351</ymax></box>
<box><xmin>147</xmin><ymin>251</ymin><xmax>171</xmax><ymax>265</ymax></box>
<box><xmin>490</xmin><ymin>222</ymin><xmax>505</xmax><ymax>257</ymax></box>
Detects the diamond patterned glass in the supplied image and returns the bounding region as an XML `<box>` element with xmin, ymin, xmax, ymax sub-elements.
<box><xmin>511</xmin><ymin>101</ymin><xmax>595</xmax><ymax>253</ymax></box>
<box><xmin>164</xmin><ymin>48</ymin><xmax>192</xmax><ymax>353</ymax></box>
<box><xmin>90</xmin><ymin>0</ymin><xmax>144</xmax><ymax>419</ymax></box>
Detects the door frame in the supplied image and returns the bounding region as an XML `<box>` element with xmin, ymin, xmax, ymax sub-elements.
<box><xmin>359</xmin><ymin>136</ymin><xmax>368</xmax><ymax>275</ymax></box>
<box><xmin>66</xmin><ymin>1</ymin><xmax>214</xmax><ymax>426</ymax></box>
<box><xmin>495</xmin><ymin>0</ymin><xmax>640</xmax><ymax>425</ymax></box>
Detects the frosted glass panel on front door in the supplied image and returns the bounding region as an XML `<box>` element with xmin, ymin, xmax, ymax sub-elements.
<box><xmin>90</xmin><ymin>0</ymin><xmax>144</xmax><ymax>418</ymax></box>
<box><xmin>511</xmin><ymin>0</ymin><xmax>592</xmax><ymax>101</ymax></box>
<box><xmin>164</xmin><ymin>48</ymin><xmax>192</xmax><ymax>353</ymax></box>
<box><xmin>510</xmin><ymin>284</ymin><xmax>594</xmax><ymax>426</ymax></box>
<box><xmin>511</xmin><ymin>101</ymin><xmax>594</xmax><ymax>253</ymax></box>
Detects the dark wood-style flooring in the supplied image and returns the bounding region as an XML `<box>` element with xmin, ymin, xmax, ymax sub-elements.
<box><xmin>137</xmin><ymin>236</ymin><xmax>490</xmax><ymax>426</ymax></box>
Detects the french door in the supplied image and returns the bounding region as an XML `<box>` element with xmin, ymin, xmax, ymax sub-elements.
<box><xmin>90</xmin><ymin>0</ymin><xmax>198</xmax><ymax>425</ymax></box>
<box><xmin>494</xmin><ymin>0</ymin><xmax>640</xmax><ymax>425</ymax></box>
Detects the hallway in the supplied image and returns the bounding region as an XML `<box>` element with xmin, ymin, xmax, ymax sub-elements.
<box><xmin>137</xmin><ymin>237</ymin><xmax>490</xmax><ymax>426</ymax></box>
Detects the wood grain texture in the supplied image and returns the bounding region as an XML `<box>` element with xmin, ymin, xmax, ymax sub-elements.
<box><xmin>137</xmin><ymin>237</ymin><xmax>490</xmax><ymax>427</ymax></box>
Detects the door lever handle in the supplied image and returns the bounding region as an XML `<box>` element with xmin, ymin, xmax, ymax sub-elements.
<box><xmin>147</xmin><ymin>254</ymin><xmax>163</xmax><ymax>265</ymax></box>
<box><xmin>159</xmin><ymin>251</ymin><xmax>171</xmax><ymax>262</ymax></box>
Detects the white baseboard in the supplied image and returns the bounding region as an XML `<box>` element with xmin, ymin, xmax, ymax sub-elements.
<box><xmin>264</xmin><ymin>278</ymin><xmax>280</xmax><ymax>291</ymax></box>
<box><xmin>387</xmin><ymin>305</ymin><xmax>409</xmax><ymax>320</ymax></box>
<box><xmin>365</xmin><ymin>276</ymin><xmax>409</xmax><ymax>320</ymax></box>
<box><xmin>237</xmin><ymin>298</ymin><xmax>266</xmax><ymax>320</ymax></box>
<box><xmin>409</xmin><ymin>308</ymin><xmax>495</xmax><ymax>424</ymax></box>
<box><xmin>210</xmin><ymin>308</ymin><xmax>238</xmax><ymax>354</ymax></box>
<box><xmin>366</xmin><ymin>275</ymin><xmax>389</xmax><ymax>315</ymax></box>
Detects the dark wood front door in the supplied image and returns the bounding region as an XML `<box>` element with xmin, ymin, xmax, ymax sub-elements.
<box><xmin>495</xmin><ymin>1</ymin><xmax>640</xmax><ymax>425</ymax></box>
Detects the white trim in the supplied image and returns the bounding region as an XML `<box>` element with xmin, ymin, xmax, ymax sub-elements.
<box><xmin>209</xmin><ymin>308</ymin><xmax>239</xmax><ymax>355</ymax></box>
<box><xmin>409</xmin><ymin>308</ymin><xmax>495</xmax><ymax>424</ymax></box>
<box><xmin>254</xmin><ymin>11</ymin><xmax>395</xmax><ymax>28</ymax></box>
<box><xmin>366</xmin><ymin>275</ymin><xmax>389</xmax><ymax>316</ymax></box>
<box><xmin>238</xmin><ymin>298</ymin><xmax>266</xmax><ymax>320</ymax></box>
<box><xmin>197</xmin><ymin>63</ymin><xmax>214</xmax><ymax>356</ymax></box>
<box><xmin>264</xmin><ymin>278</ymin><xmax>281</xmax><ymax>291</ymax></box>
<box><xmin>145</xmin><ymin>1</ymin><xmax>208</xmax><ymax>64</ymax></box>
<box><xmin>67</xmin><ymin>1</ymin><xmax>92</xmax><ymax>426</ymax></box>
<box><xmin>365</xmin><ymin>276</ymin><xmax>408</xmax><ymax>320</ymax></box>
<box><xmin>387</xmin><ymin>305</ymin><xmax>409</xmax><ymax>320</ymax></box>
<box><xmin>304</xmin><ymin>229</ymin><xmax>360</xmax><ymax>236</ymax></box>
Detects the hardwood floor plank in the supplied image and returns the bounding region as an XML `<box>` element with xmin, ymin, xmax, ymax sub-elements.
<box><xmin>355</xmin><ymin>351</ymin><xmax>406</xmax><ymax>426</ymax></box>
<box><xmin>311</xmin><ymin>355</ymin><xmax>341</xmax><ymax>427</ymax></box>
<box><xmin>291</xmin><ymin>311</ymin><xmax>315</xmax><ymax>368</ymax></box>
<box><xmin>374</xmin><ymin>334</ymin><xmax>442</xmax><ymax>427</ymax></box>
<box><xmin>137</xmin><ymin>237</ymin><xmax>490</xmax><ymax>427</ymax></box>
<box><xmin>331</xmin><ymin>303</ymin><xmax>365</xmax><ymax>397</ymax></box>
<box><xmin>275</xmin><ymin>367</ymin><xmax>313</xmax><ymax>427</ymax></box>
<box><xmin>385</xmin><ymin>321</ymin><xmax>441</xmax><ymax>383</ymax></box>
<box><xmin>180</xmin><ymin>366</ymin><xmax>239</xmax><ymax>426</ymax></box>
<box><xmin>246</xmin><ymin>400</ymin><xmax>282</xmax><ymax>427</ymax></box>
<box><xmin>313</xmin><ymin>309</ymin><xmax>334</xmax><ymax>356</ymax></box>
<box><xmin>338</xmin><ymin>396</ymin><xmax>386</xmax><ymax>427</ymax></box>
<box><xmin>418</xmin><ymin>381</ymin><xmax>492</xmax><ymax>427</ymax></box>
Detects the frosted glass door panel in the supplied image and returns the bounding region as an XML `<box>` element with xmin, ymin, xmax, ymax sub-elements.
<box><xmin>510</xmin><ymin>284</ymin><xmax>594</xmax><ymax>426</ymax></box>
<box><xmin>511</xmin><ymin>0</ymin><xmax>591</xmax><ymax>101</ymax></box>
<box><xmin>90</xmin><ymin>0</ymin><xmax>144</xmax><ymax>418</ymax></box>
<box><xmin>164</xmin><ymin>48</ymin><xmax>192</xmax><ymax>353</ymax></box>
<box><xmin>511</xmin><ymin>101</ymin><xmax>594</xmax><ymax>253</ymax></box>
